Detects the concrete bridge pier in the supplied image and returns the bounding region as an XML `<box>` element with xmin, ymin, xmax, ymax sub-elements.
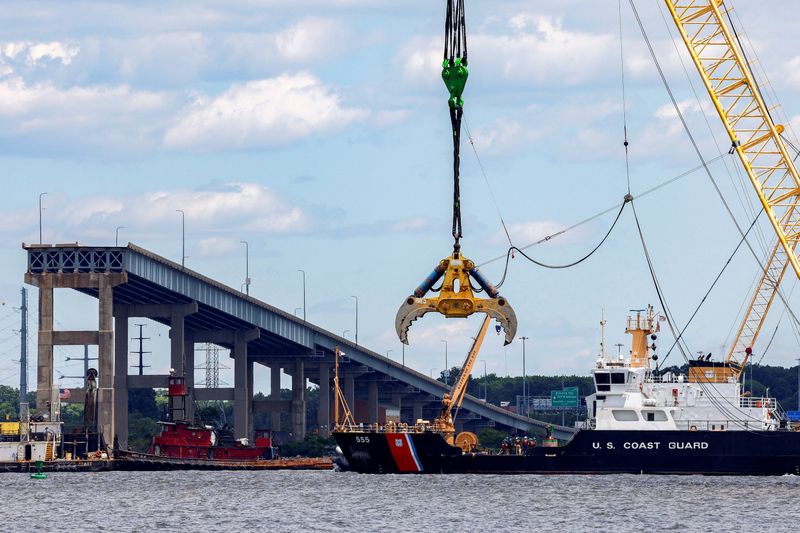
<box><xmin>291</xmin><ymin>359</ymin><xmax>306</xmax><ymax>441</ymax></box>
<box><xmin>270</xmin><ymin>364</ymin><xmax>281</xmax><ymax>431</ymax></box>
<box><xmin>367</xmin><ymin>381</ymin><xmax>379</xmax><ymax>424</ymax></box>
<box><xmin>317</xmin><ymin>364</ymin><xmax>330</xmax><ymax>437</ymax></box>
<box><xmin>233</xmin><ymin>330</ymin><xmax>256</xmax><ymax>441</ymax></box>
<box><xmin>25</xmin><ymin>270</ymin><xmax>128</xmax><ymax>448</ymax></box>
<box><xmin>113</xmin><ymin>307</ymin><xmax>129</xmax><ymax>447</ymax></box>
<box><xmin>344</xmin><ymin>373</ymin><xmax>355</xmax><ymax>418</ymax></box>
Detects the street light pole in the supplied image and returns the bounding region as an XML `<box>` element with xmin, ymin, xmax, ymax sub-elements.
<box><xmin>176</xmin><ymin>210</ymin><xmax>185</xmax><ymax>267</ymax></box>
<box><xmin>350</xmin><ymin>295</ymin><xmax>359</xmax><ymax>345</ymax></box>
<box><xmin>342</xmin><ymin>329</ymin><xmax>350</xmax><ymax>340</ymax></box>
<box><xmin>38</xmin><ymin>192</ymin><xmax>48</xmax><ymax>244</ymax></box>
<box><xmin>440</xmin><ymin>340</ymin><xmax>448</xmax><ymax>385</ymax></box>
<box><xmin>115</xmin><ymin>226</ymin><xmax>125</xmax><ymax>247</ymax></box>
<box><xmin>240</xmin><ymin>241</ymin><xmax>250</xmax><ymax>295</ymax></box>
<box><xmin>298</xmin><ymin>270</ymin><xmax>306</xmax><ymax>321</ymax></box>
<box><xmin>402</xmin><ymin>344</ymin><xmax>405</xmax><ymax>367</ymax></box>
<box><xmin>519</xmin><ymin>336</ymin><xmax>529</xmax><ymax>417</ymax></box>
<box><xmin>481</xmin><ymin>359</ymin><xmax>488</xmax><ymax>401</ymax></box>
<box><xmin>386</xmin><ymin>349</ymin><xmax>392</xmax><ymax>360</ymax></box>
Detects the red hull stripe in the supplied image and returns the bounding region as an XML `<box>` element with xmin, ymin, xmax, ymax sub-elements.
<box><xmin>386</xmin><ymin>433</ymin><xmax>423</xmax><ymax>472</ymax></box>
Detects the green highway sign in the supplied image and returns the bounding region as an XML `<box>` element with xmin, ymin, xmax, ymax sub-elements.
<box><xmin>551</xmin><ymin>387</ymin><xmax>579</xmax><ymax>408</ymax></box>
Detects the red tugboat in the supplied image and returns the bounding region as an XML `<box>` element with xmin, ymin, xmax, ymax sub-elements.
<box><xmin>145</xmin><ymin>375</ymin><xmax>277</xmax><ymax>461</ymax></box>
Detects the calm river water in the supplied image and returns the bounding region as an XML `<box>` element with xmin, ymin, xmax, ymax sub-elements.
<box><xmin>4</xmin><ymin>470</ymin><xmax>799</xmax><ymax>532</ymax></box>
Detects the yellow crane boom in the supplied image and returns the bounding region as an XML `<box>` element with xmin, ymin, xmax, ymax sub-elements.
<box><xmin>434</xmin><ymin>314</ymin><xmax>492</xmax><ymax>439</ymax></box>
<box><xmin>664</xmin><ymin>0</ymin><xmax>800</xmax><ymax>373</ymax></box>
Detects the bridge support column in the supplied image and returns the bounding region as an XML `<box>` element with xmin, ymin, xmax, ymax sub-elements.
<box><xmin>291</xmin><ymin>360</ymin><xmax>306</xmax><ymax>442</ymax></box>
<box><xmin>368</xmin><ymin>381</ymin><xmax>379</xmax><ymax>424</ymax></box>
<box><xmin>36</xmin><ymin>277</ymin><xmax>54</xmax><ymax>413</ymax></box>
<box><xmin>413</xmin><ymin>400</ymin><xmax>424</xmax><ymax>423</ymax></box>
<box><xmin>113</xmin><ymin>308</ymin><xmax>129</xmax><ymax>449</ymax></box>
<box><xmin>97</xmin><ymin>276</ymin><xmax>115</xmax><ymax>445</ymax></box>
<box><xmin>344</xmin><ymin>373</ymin><xmax>355</xmax><ymax>417</ymax></box>
<box><xmin>184</xmin><ymin>329</ymin><xmax>195</xmax><ymax>424</ymax></box>
<box><xmin>233</xmin><ymin>332</ymin><xmax>251</xmax><ymax>440</ymax></box>
<box><xmin>247</xmin><ymin>357</ymin><xmax>254</xmax><ymax>441</ymax></box>
<box><xmin>169</xmin><ymin>309</ymin><xmax>185</xmax><ymax>420</ymax></box>
<box><xmin>270</xmin><ymin>364</ymin><xmax>281</xmax><ymax>431</ymax></box>
<box><xmin>317</xmin><ymin>364</ymin><xmax>330</xmax><ymax>437</ymax></box>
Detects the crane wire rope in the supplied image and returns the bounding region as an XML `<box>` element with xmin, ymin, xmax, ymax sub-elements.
<box><xmin>627</xmin><ymin>1</ymin><xmax>782</xmax><ymax>430</ymax></box>
<box><xmin>658</xmin><ymin>208</ymin><xmax>762</xmax><ymax>367</ymax></box>
<box><xmin>628</xmin><ymin>0</ymin><xmax>800</xmax><ymax>338</ymax></box>
<box><xmin>444</xmin><ymin>0</ymin><xmax>468</xmax><ymax>250</ymax></box>
<box><xmin>656</xmin><ymin>0</ymin><xmax>800</xmax><ymax>359</ymax></box>
<box><xmin>463</xmin><ymin>117</ymin><xmax>514</xmax><ymax>249</ymax></box>
<box><xmin>477</xmin><ymin>153</ymin><xmax>727</xmax><ymax>270</ymax></box>
<box><xmin>655</xmin><ymin>1</ymin><xmax>771</xmax><ymax>260</ymax></box>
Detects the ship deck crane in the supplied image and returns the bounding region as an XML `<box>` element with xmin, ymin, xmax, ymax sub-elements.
<box><xmin>432</xmin><ymin>314</ymin><xmax>492</xmax><ymax>450</ymax></box>
<box><xmin>664</xmin><ymin>0</ymin><xmax>800</xmax><ymax>379</ymax></box>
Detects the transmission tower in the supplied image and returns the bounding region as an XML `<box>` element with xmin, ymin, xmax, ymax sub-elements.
<box><xmin>205</xmin><ymin>343</ymin><xmax>219</xmax><ymax>388</ymax></box>
<box><xmin>130</xmin><ymin>323</ymin><xmax>151</xmax><ymax>375</ymax></box>
<box><xmin>19</xmin><ymin>287</ymin><xmax>28</xmax><ymax>419</ymax></box>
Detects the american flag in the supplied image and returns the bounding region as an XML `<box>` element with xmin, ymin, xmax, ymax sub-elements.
<box><xmin>59</xmin><ymin>388</ymin><xmax>71</xmax><ymax>400</ymax></box>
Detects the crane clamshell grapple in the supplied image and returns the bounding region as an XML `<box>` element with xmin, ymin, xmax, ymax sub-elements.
<box><xmin>395</xmin><ymin>251</ymin><xmax>517</xmax><ymax>345</ymax></box>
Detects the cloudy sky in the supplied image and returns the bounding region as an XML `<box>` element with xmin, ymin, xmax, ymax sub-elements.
<box><xmin>1</xmin><ymin>0</ymin><xmax>800</xmax><ymax>390</ymax></box>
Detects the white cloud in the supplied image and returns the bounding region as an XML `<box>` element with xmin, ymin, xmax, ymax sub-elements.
<box><xmin>133</xmin><ymin>183</ymin><xmax>310</xmax><ymax>233</ymax></box>
<box><xmin>3</xmin><ymin>183</ymin><xmax>309</xmax><ymax>246</ymax></box>
<box><xmin>164</xmin><ymin>72</ymin><xmax>368</xmax><ymax>151</ymax></box>
<box><xmin>274</xmin><ymin>18</ymin><xmax>347</xmax><ymax>62</ymax></box>
<box><xmin>0</xmin><ymin>76</ymin><xmax>172</xmax><ymax>155</ymax></box>
<box><xmin>1</xmin><ymin>40</ymin><xmax>79</xmax><ymax>67</ymax></box>
<box><xmin>399</xmin><ymin>15</ymin><xmax>617</xmax><ymax>88</ymax></box>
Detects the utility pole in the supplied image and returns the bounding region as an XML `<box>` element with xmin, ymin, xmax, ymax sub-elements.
<box><xmin>519</xmin><ymin>336</ymin><xmax>529</xmax><ymax>417</ymax></box>
<box><xmin>130</xmin><ymin>323</ymin><xmax>151</xmax><ymax>376</ymax></box>
<box><xmin>64</xmin><ymin>346</ymin><xmax>98</xmax><ymax>387</ymax></box>
<box><xmin>19</xmin><ymin>287</ymin><xmax>28</xmax><ymax>420</ymax></box>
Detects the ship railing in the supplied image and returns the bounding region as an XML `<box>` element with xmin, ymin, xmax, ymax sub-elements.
<box><xmin>738</xmin><ymin>397</ymin><xmax>776</xmax><ymax>409</ymax></box>
<box><xmin>645</xmin><ymin>373</ymin><xmax>685</xmax><ymax>384</ymax></box>
<box><xmin>334</xmin><ymin>422</ymin><xmax>439</xmax><ymax>434</ymax></box>
<box><xmin>680</xmin><ymin>420</ymin><xmax>765</xmax><ymax>431</ymax></box>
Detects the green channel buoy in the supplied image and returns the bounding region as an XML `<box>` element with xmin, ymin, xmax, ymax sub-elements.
<box><xmin>30</xmin><ymin>460</ymin><xmax>48</xmax><ymax>479</ymax></box>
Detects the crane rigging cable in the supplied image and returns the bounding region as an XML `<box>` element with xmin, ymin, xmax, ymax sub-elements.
<box><xmin>621</xmin><ymin>2</ymin><xmax>788</xmax><ymax>431</ymax></box>
<box><xmin>627</xmin><ymin>0</ymin><xmax>800</xmax><ymax>336</ymax></box>
<box><xmin>443</xmin><ymin>0</ymin><xmax>468</xmax><ymax>250</ymax></box>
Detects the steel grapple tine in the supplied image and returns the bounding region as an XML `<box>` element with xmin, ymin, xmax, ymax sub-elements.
<box><xmin>395</xmin><ymin>297</ymin><xmax>434</xmax><ymax>345</ymax></box>
<box><xmin>477</xmin><ymin>298</ymin><xmax>518</xmax><ymax>345</ymax></box>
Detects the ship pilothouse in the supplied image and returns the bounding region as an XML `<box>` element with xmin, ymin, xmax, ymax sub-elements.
<box><xmin>586</xmin><ymin>306</ymin><xmax>780</xmax><ymax>432</ymax></box>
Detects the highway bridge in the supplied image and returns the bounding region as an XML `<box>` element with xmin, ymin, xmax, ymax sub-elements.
<box><xmin>24</xmin><ymin>243</ymin><xmax>576</xmax><ymax>447</ymax></box>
